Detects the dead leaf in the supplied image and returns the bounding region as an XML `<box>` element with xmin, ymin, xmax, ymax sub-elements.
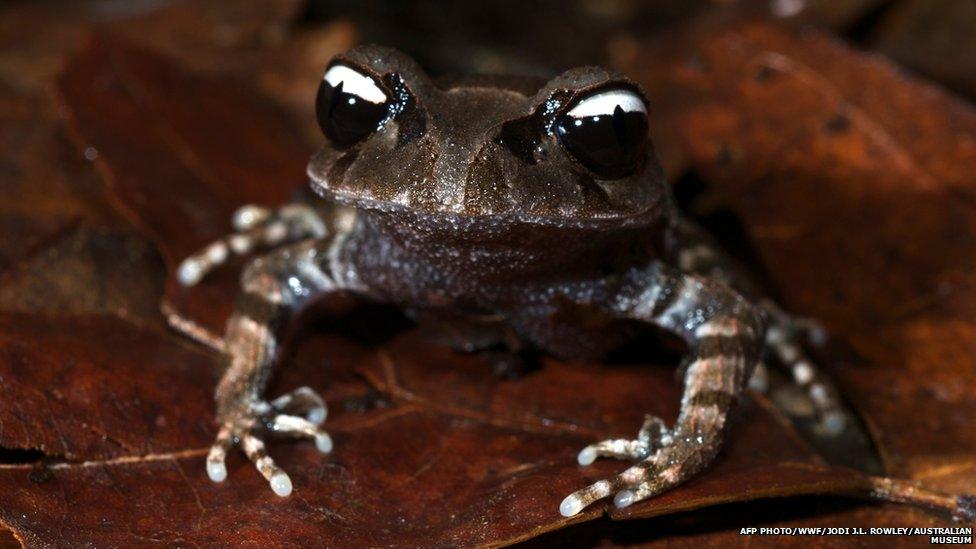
<box><xmin>58</xmin><ymin>32</ymin><xmax>314</xmax><ymax>331</ymax></box>
<box><xmin>0</xmin><ymin>313</ymin><xmax>215</xmax><ymax>460</ymax></box>
<box><xmin>0</xmin><ymin>227</ymin><xmax>164</xmax><ymax>324</ymax></box>
<box><xmin>0</xmin><ymin>312</ymin><xmax>870</xmax><ymax>546</ymax></box>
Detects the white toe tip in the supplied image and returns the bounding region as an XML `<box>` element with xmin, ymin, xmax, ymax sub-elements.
<box><xmin>233</xmin><ymin>205</ymin><xmax>268</xmax><ymax>229</ymax></box>
<box><xmin>559</xmin><ymin>494</ymin><xmax>584</xmax><ymax>517</ymax></box>
<box><xmin>206</xmin><ymin>461</ymin><xmax>227</xmax><ymax>483</ymax></box>
<box><xmin>177</xmin><ymin>262</ymin><xmax>202</xmax><ymax>286</ymax></box>
<box><xmin>270</xmin><ymin>472</ymin><xmax>293</xmax><ymax>497</ymax></box>
<box><xmin>315</xmin><ymin>432</ymin><xmax>333</xmax><ymax>454</ymax></box>
<box><xmin>614</xmin><ymin>490</ymin><xmax>635</xmax><ymax>509</ymax></box>
<box><xmin>577</xmin><ymin>447</ymin><xmax>597</xmax><ymax>466</ymax></box>
<box><xmin>308</xmin><ymin>406</ymin><xmax>327</xmax><ymax>425</ymax></box>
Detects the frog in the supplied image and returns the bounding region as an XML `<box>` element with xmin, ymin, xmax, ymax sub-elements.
<box><xmin>172</xmin><ymin>44</ymin><xmax>846</xmax><ymax>517</ymax></box>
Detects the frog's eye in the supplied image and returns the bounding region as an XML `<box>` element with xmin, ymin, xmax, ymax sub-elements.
<box><xmin>554</xmin><ymin>88</ymin><xmax>648</xmax><ymax>179</ymax></box>
<box><xmin>316</xmin><ymin>64</ymin><xmax>391</xmax><ymax>148</ymax></box>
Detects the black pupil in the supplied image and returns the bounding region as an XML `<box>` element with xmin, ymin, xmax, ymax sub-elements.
<box><xmin>315</xmin><ymin>70</ymin><xmax>389</xmax><ymax>148</ymax></box>
<box><xmin>555</xmin><ymin>100</ymin><xmax>648</xmax><ymax>179</ymax></box>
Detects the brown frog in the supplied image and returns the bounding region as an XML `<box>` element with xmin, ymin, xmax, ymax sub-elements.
<box><xmin>174</xmin><ymin>45</ymin><xmax>845</xmax><ymax>517</ymax></box>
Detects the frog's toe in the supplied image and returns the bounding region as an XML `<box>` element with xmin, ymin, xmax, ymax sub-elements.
<box><xmin>242</xmin><ymin>430</ymin><xmax>293</xmax><ymax>496</ymax></box>
<box><xmin>560</xmin><ymin>461</ymin><xmax>656</xmax><ymax>517</ymax></box>
<box><xmin>270</xmin><ymin>385</ymin><xmax>327</xmax><ymax>425</ymax></box>
<box><xmin>576</xmin><ymin>438</ymin><xmax>647</xmax><ymax>466</ymax></box>
<box><xmin>267</xmin><ymin>413</ymin><xmax>334</xmax><ymax>454</ymax></box>
<box><xmin>765</xmin><ymin>322</ymin><xmax>848</xmax><ymax>437</ymax></box>
<box><xmin>206</xmin><ymin>424</ymin><xmax>233</xmax><ymax>483</ymax></box>
<box><xmin>205</xmin><ymin>421</ymin><xmax>294</xmax><ymax>496</ymax></box>
<box><xmin>562</xmin><ymin>415</ymin><xmax>718</xmax><ymax>517</ymax></box>
<box><xmin>576</xmin><ymin>414</ymin><xmax>668</xmax><ymax>466</ymax></box>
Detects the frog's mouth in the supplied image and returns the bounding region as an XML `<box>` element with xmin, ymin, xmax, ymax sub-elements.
<box><xmin>306</xmin><ymin>148</ymin><xmax>666</xmax><ymax>231</ymax></box>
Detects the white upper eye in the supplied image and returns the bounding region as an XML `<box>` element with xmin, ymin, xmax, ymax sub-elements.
<box><xmin>566</xmin><ymin>89</ymin><xmax>646</xmax><ymax>118</ymax></box>
<box><xmin>323</xmin><ymin>65</ymin><xmax>388</xmax><ymax>104</ymax></box>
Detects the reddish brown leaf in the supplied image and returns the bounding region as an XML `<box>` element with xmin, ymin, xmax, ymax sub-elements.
<box><xmin>58</xmin><ymin>32</ymin><xmax>315</xmax><ymax>330</ymax></box>
<box><xmin>58</xmin><ymin>32</ymin><xmax>311</xmax><ymax>254</ymax></box>
<box><xmin>0</xmin><ymin>3</ymin><xmax>206</xmax><ymax>279</ymax></box>
<box><xmin>358</xmin><ymin>336</ymin><xmax>873</xmax><ymax>524</ymax></box>
<box><xmin>0</xmin><ymin>313</ymin><xmax>215</xmax><ymax>459</ymax></box>
<box><xmin>0</xmin><ymin>78</ymin><xmax>119</xmax><ymax>273</ymax></box>
<box><xmin>108</xmin><ymin>0</ymin><xmax>307</xmax><ymax>74</ymax></box>
<box><xmin>0</xmin><ymin>315</ymin><xmax>868</xmax><ymax>546</ymax></box>
<box><xmin>0</xmin><ymin>227</ymin><xmax>164</xmax><ymax>324</ymax></box>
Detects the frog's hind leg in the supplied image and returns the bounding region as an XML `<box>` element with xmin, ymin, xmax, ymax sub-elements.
<box><xmin>761</xmin><ymin>302</ymin><xmax>846</xmax><ymax>435</ymax></box>
<box><xmin>177</xmin><ymin>203</ymin><xmax>327</xmax><ymax>286</ymax></box>
<box><xmin>667</xmin><ymin>218</ymin><xmax>847</xmax><ymax>436</ymax></box>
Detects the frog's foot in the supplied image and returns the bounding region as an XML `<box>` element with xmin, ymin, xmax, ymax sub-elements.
<box><xmin>206</xmin><ymin>386</ymin><xmax>331</xmax><ymax>496</ymax></box>
<box><xmin>178</xmin><ymin>203</ymin><xmax>327</xmax><ymax>286</ymax></box>
<box><xmin>560</xmin><ymin>419</ymin><xmax>704</xmax><ymax>517</ymax></box>
<box><xmin>760</xmin><ymin>301</ymin><xmax>846</xmax><ymax>437</ymax></box>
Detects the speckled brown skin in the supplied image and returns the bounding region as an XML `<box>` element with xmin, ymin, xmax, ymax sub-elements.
<box><xmin>178</xmin><ymin>45</ymin><xmax>840</xmax><ymax>514</ymax></box>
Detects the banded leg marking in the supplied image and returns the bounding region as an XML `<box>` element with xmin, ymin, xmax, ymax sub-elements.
<box><xmin>178</xmin><ymin>203</ymin><xmax>327</xmax><ymax>286</ymax></box>
<box><xmin>242</xmin><ymin>433</ymin><xmax>292</xmax><ymax>497</ymax></box>
<box><xmin>668</xmin><ymin>219</ymin><xmax>846</xmax><ymax>436</ymax></box>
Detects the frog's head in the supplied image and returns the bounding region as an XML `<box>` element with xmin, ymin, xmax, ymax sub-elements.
<box><xmin>307</xmin><ymin>45</ymin><xmax>669</xmax><ymax>230</ymax></box>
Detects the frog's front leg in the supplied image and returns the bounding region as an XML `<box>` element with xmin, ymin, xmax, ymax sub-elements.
<box><xmin>559</xmin><ymin>263</ymin><xmax>765</xmax><ymax>516</ymax></box>
<box><xmin>205</xmin><ymin>234</ymin><xmax>362</xmax><ymax>496</ymax></box>
<box><xmin>177</xmin><ymin>203</ymin><xmax>327</xmax><ymax>286</ymax></box>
